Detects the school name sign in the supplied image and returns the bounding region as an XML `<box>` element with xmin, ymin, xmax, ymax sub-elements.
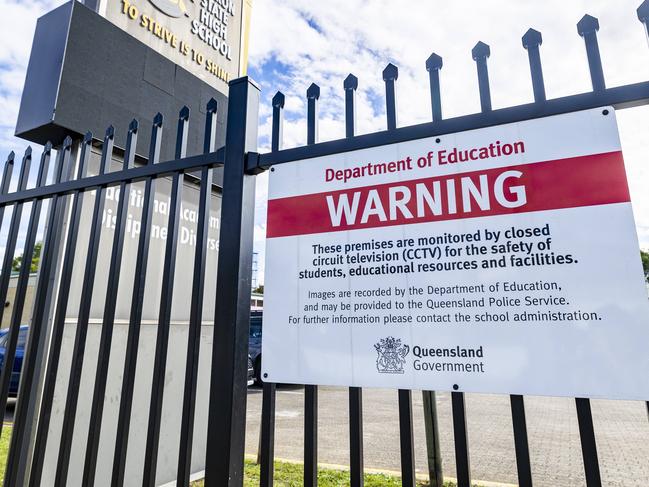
<box><xmin>263</xmin><ymin>107</ymin><xmax>649</xmax><ymax>400</ymax></box>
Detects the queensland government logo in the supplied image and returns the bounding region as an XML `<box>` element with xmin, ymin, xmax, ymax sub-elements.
<box><xmin>374</xmin><ymin>337</ymin><xmax>409</xmax><ymax>374</ymax></box>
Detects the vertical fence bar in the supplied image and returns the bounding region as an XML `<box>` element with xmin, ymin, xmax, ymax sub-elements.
<box><xmin>344</xmin><ymin>72</ymin><xmax>364</xmax><ymax>487</ymax></box>
<box><xmin>576</xmin><ymin>398</ymin><xmax>602</xmax><ymax>487</ymax></box>
<box><xmin>422</xmin><ymin>391</ymin><xmax>443</xmax><ymax>487</ymax></box>
<box><xmin>422</xmin><ymin>53</ymin><xmax>444</xmax><ymax>487</ymax></box>
<box><xmin>577</xmin><ymin>15</ymin><xmax>606</xmax><ymax>92</ymax></box>
<box><xmin>142</xmin><ymin>107</ymin><xmax>190</xmax><ymax>487</ymax></box>
<box><xmin>510</xmin><ymin>395</ymin><xmax>533</xmax><ymax>487</ymax></box>
<box><xmin>425</xmin><ymin>53</ymin><xmax>443</xmax><ymax>122</ymax></box>
<box><xmin>303</xmin><ymin>81</ymin><xmax>320</xmax><ymax>487</ymax></box>
<box><xmin>451</xmin><ymin>392</ymin><xmax>471</xmax><ymax>487</ymax></box>
<box><xmin>383</xmin><ymin>63</ymin><xmax>398</xmax><ymax>130</ymax></box>
<box><xmin>4</xmin><ymin>137</ymin><xmax>71</xmax><ymax>487</ymax></box>
<box><xmin>176</xmin><ymin>99</ymin><xmax>218</xmax><ymax>486</ymax></box>
<box><xmin>111</xmin><ymin>114</ymin><xmax>163</xmax><ymax>487</ymax></box>
<box><xmin>472</xmin><ymin>42</ymin><xmax>492</xmax><ymax>112</ymax></box>
<box><xmin>260</xmin><ymin>90</ymin><xmax>284</xmax><ymax>487</ymax></box>
<box><xmin>382</xmin><ymin>63</ymin><xmax>416</xmax><ymax>487</ymax></box>
<box><xmin>205</xmin><ymin>76</ymin><xmax>259</xmax><ymax>486</ymax></box>
<box><xmin>28</xmin><ymin>133</ymin><xmax>93</xmax><ymax>487</ymax></box>
<box><xmin>55</xmin><ymin>126</ymin><xmax>114</xmax><ymax>486</ymax></box>
<box><xmin>82</xmin><ymin>120</ymin><xmax>139</xmax><ymax>486</ymax></box>
<box><xmin>398</xmin><ymin>389</ymin><xmax>415</xmax><ymax>487</ymax></box>
<box><xmin>0</xmin><ymin>148</ymin><xmax>32</xmax><ymax>355</ymax></box>
<box><xmin>0</xmin><ymin>147</ymin><xmax>35</xmax><ymax>434</ymax></box>
<box><xmin>522</xmin><ymin>29</ymin><xmax>546</xmax><ymax>102</ymax></box>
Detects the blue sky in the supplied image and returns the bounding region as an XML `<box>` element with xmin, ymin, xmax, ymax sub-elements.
<box><xmin>2</xmin><ymin>0</ymin><xmax>649</xmax><ymax>284</ymax></box>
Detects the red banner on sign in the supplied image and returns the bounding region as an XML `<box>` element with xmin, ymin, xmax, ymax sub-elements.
<box><xmin>266</xmin><ymin>151</ymin><xmax>629</xmax><ymax>238</ymax></box>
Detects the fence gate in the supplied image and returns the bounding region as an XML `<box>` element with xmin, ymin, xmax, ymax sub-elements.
<box><xmin>1</xmin><ymin>4</ymin><xmax>649</xmax><ymax>487</ymax></box>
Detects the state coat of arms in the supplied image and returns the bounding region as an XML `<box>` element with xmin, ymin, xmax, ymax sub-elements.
<box><xmin>374</xmin><ymin>337</ymin><xmax>409</xmax><ymax>374</ymax></box>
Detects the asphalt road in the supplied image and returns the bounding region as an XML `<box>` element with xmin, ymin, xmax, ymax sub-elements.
<box><xmin>245</xmin><ymin>386</ymin><xmax>649</xmax><ymax>487</ymax></box>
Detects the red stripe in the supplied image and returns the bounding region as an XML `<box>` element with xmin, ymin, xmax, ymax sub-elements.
<box><xmin>267</xmin><ymin>151</ymin><xmax>630</xmax><ymax>238</ymax></box>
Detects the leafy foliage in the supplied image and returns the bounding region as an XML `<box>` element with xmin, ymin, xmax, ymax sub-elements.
<box><xmin>12</xmin><ymin>242</ymin><xmax>42</xmax><ymax>273</ymax></box>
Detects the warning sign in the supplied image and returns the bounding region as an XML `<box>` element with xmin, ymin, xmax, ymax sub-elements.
<box><xmin>263</xmin><ymin>107</ymin><xmax>649</xmax><ymax>400</ymax></box>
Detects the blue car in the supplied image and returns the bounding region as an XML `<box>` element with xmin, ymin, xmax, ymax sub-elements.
<box><xmin>249</xmin><ymin>311</ymin><xmax>263</xmax><ymax>384</ymax></box>
<box><xmin>0</xmin><ymin>325</ymin><xmax>29</xmax><ymax>396</ymax></box>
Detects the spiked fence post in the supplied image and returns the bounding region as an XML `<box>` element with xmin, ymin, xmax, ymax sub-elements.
<box><xmin>383</xmin><ymin>63</ymin><xmax>399</xmax><ymax>130</ymax></box>
<box><xmin>344</xmin><ymin>74</ymin><xmax>358</xmax><ymax>138</ymax></box>
<box><xmin>425</xmin><ymin>53</ymin><xmax>443</xmax><ymax>121</ymax></box>
<box><xmin>638</xmin><ymin>1</ymin><xmax>649</xmax><ymax>40</ymax></box>
<box><xmin>343</xmin><ymin>72</ymin><xmax>365</xmax><ymax>487</ymax></box>
<box><xmin>522</xmin><ymin>28</ymin><xmax>546</xmax><ymax>102</ymax></box>
<box><xmin>29</xmin><ymin>133</ymin><xmax>93</xmax><ymax>487</ymax></box>
<box><xmin>55</xmin><ymin>125</ymin><xmax>115</xmax><ymax>485</ymax></box>
<box><xmin>260</xmin><ymin>91</ymin><xmax>284</xmax><ymax>487</ymax></box>
<box><xmin>472</xmin><ymin>41</ymin><xmax>492</xmax><ymax>112</ymax></box>
<box><xmin>307</xmin><ymin>83</ymin><xmax>320</xmax><ymax>145</ymax></box>
<box><xmin>143</xmin><ymin>107</ymin><xmax>190</xmax><ymax>487</ymax></box>
<box><xmin>177</xmin><ymin>98</ymin><xmax>218</xmax><ymax>487</ymax></box>
<box><xmin>111</xmin><ymin>113</ymin><xmax>163</xmax><ymax>487</ymax></box>
<box><xmin>578</xmin><ymin>14</ymin><xmax>606</xmax><ymax>92</ymax></box>
<box><xmin>4</xmin><ymin>137</ymin><xmax>71</xmax><ymax>487</ymax></box>
<box><xmin>303</xmin><ymin>81</ymin><xmax>321</xmax><ymax>487</ymax></box>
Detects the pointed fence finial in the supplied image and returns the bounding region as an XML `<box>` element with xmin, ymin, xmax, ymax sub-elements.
<box><xmin>425</xmin><ymin>53</ymin><xmax>443</xmax><ymax>121</ymax></box>
<box><xmin>148</xmin><ymin>114</ymin><xmax>163</xmax><ymax>165</ymax></box>
<box><xmin>306</xmin><ymin>83</ymin><xmax>320</xmax><ymax>100</ymax></box>
<box><xmin>176</xmin><ymin>106</ymin><xmax>190</xmax><ymax>159</ymax></box>
<box><xmin>204</xmin><ymin>99</ymin><xmax>218</xmax><ymax>153</ymax></box>
<box><xmin>638</xmin><ymin>0</ymin><xmax>649</xmax><ymax>26</ymax></box>
<box><xmin>77</xmin><ymin>132</ymin><xmax>93</xmax><ymax>179</ymax></box>
<box><xmin>382</xmin><ymin>62</ymin><xmax>399</xmax><ymax>81</ymax></box>
<box><xmin>99</xmin><ymin>125</ymin><xmax>116</xmax><ymax>175</ymax></box>
<box><xmin>522</xmin><ymin>28</ymin><xmax>546</xmax><ymax>102</ymax></box>
<box><xmin>344</xmin><ymin>73</ymin><xmax>358</xmax><ymax>91</ymax></box>
<box><xmin>272</xmin><ymin>91</ymin><xmax>285</xmax><ymax>108</ymax></box>
<box><xmin>577</xmin><ymin>14</ymin><xmax>605</xmax><ymax>91</ymax></box>
<box><xmin>472</xmin><ymin>42</ymin><xmax>492</xmax><ymax>112</ymax></box>
<box><xmin>125</xmin><ymin>119</ymin><xmax>139</xmax><ymax>169</ymax></box>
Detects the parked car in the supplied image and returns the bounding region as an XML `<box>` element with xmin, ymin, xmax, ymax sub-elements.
<box><xmin>0</xmin><ymin>325</ymin><xmax>29</xmax><ymax>396</ymax></box>
<box><xmin>249</xmin><ymin>310</ymin><xmax>263</xmax><ymax>385</ymax></box>
<box><xmin>247</xmin><ymin>355</ymin><xmax>255</xmax><ymax>387</ymax></box>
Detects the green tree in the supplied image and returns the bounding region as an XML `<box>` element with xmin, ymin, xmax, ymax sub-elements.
<box><xmin>252</xmin><ymin>284</ymin><xmax>264</xmax><ymax>294</ymax></box>
<box><xmin>642</xmin><ymin>249</ymin><xmax>649</xmax><ymax>283</ymax></box>
<box><xmin>12</xmin><ymin>241</ymin><xmax>42</xmax><ymax>273</ymax></box>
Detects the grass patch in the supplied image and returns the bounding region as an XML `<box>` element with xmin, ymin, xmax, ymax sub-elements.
<box><xmin>0</xmin><ymin>426</ymin><xmax>11</xmax><ymax>483</ymax></box>
<box><xmin>192</xmin><ymin>458</ymin><xmax>460</xmax><ymax>486</ymax></box>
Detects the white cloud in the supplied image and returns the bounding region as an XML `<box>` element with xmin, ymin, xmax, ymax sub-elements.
<box><xmin>248</xmin><ymin>0</ymin><xmax>649</xmax><ymax>284</ymax></box>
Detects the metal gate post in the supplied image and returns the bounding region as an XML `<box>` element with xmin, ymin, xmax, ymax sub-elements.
<box><xmin>205</xmin><ymin>76</ymin><xmax>259</xmax><ymax>486</ymax></box>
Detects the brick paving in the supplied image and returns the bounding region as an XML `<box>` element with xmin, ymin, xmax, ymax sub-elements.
<box><xmin>245</xmin><ymin>386</ymin><xmax>649</xmax><ymax>486</ymax></box>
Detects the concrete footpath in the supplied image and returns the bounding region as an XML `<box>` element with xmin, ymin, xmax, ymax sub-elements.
<box><xmin>245</xmin><ymin>386</ymin><xmax>649</xmax><ymax>487</ymax></box>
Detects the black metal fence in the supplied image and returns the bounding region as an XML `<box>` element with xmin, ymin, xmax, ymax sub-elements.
<box><xmin>1</xmin><ymin>4</ymin><xmax>649</xmax><ymax>487</ymax></box>
<box><xmin>0</xmin><ymin>76</ymin><xmax>261</xmax><ymax>487</ymax></box>
<box><xmin>251</xmin><ymin>7</ymin><xmax>649</xmax><ymax>487</ymax></box>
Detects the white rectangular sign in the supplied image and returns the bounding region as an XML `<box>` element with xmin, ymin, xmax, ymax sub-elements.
<box><xmin>263</xmin><ymin>107</ymin><xmax>649</xmax><ymax>400</ymax></box>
